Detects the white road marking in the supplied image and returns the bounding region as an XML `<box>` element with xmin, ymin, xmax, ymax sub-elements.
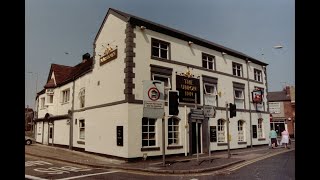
<box><xmin>25</xmin><ymin>174</ymin><xmax>48</xmax><ymax>180</ymax></box>
<box><xmin>34</xmin><ymin>166</ymin><xmax>92</xmax><ymax>175</ymax></box>
<box><xmin>26</xmin><ymin>161</ymin><xmax>53</xmax><ymax>167</ymax></box>
<box><xmin>55</xmin><ymin>170</ymin><xmax>121</xmax><ymax>180</ymax></box>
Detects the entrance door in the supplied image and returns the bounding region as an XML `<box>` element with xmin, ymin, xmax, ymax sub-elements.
<box><xmin>192</xmin><ymin>122</ymin><xmax>201</xmax><ymax>154</ymax></box>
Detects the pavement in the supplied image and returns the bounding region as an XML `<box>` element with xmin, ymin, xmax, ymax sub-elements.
<box><xmin>25</xmin><ymin>139</ymin><xmax>295</xmax><ymax>174</ymax></box>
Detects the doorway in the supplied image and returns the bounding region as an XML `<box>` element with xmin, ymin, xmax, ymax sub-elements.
<box><xmin>192</xmin><ymin>122</ymin><xmax>202</xmax><ymax>154</ymax></box>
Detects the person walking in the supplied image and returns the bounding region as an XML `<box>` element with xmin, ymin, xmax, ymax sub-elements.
<box><xmin>269</xmin><ymin>128</ymin><xmax>278</xmax><ymax>149</ymax></box>
<box><xmin>281</xmin><ymin>129</ymin><xmax>290</xmax><ymax>149</ymax></box>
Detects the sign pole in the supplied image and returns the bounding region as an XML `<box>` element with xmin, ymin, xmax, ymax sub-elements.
<box><xmin>208</xmin><ymin>118</ymin><xmax>211</xmax><ymax>157</ymax></box>
<box><xmin>226</xmin><ymin>102</ymin><xmax>231</xmax><ymax>158</ymax></box>
<box><xmin>195</xmin><ymin>93</ymin><xmax>199</xmax><ymax>165</ymax></box>
<box><xmin>162</xmin><ymin>112</ymin><xmax>166</xmax><ymax>166</ymax></box>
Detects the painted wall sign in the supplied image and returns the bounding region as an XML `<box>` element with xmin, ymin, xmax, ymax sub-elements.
<box><xmin>176</xmin><ymin>75</ymin><xmax>200</xmax><ymax>104</ymax></box>
<box><xmin>100</xmin><ymin>49</ymin><xmax>118</xmax><ymax>66</ymax></box>
<box><xmin>210</xmin><ymin>126</ymin><xmax>217</xmax><ymax>142</ymax></box>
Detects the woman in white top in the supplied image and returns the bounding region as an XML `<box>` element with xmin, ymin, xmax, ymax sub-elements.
<box><xmin>281</xmin><ymin>130</ymin><xmax>290</xmax><ymax>149</ymax></box>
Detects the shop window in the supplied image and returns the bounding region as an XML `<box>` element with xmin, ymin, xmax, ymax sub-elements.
<box><xmin>142</xmin><ymin>117</ymin><xmax>156</xmax><ymax>147</ymax></box>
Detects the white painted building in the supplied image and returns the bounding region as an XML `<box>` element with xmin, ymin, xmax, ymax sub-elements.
<box><xmin>34</xmin><ymin>8</ymin><xmax>270</xmax><ymax>160</ymax></box>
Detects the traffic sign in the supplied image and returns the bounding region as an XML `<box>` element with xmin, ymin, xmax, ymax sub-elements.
<box><xmin>143</xmin><ymin>80</ymin><xmax>164</xmax><ymax>119</ymax></box>
<box><xmin>203</xmin><ymin>105</ymin><xmax>216</xmax><ymax>118</ymax></box>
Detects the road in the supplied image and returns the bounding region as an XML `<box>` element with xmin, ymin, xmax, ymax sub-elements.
<box><xmin>26</xmin><ymin>150</ymin><xmax>294</xmax><ymax>180</ymax></box>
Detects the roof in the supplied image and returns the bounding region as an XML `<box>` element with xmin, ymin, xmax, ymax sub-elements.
<box><xmin>268</xmin><ymin>91</ymin><xmax>291</xmax><ymax>102</ymax></box>
<box><xmin>43</xmin><ymin>58</ymin><xmax>93</xmax><ymax>89</ymax></box>
<box><xmin>95</xmin><ymin>8</ymin><xmax>268</xmax><ymax>66</ymax></box>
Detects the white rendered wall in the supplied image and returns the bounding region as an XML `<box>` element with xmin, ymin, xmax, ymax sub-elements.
<box><xmin>53</xmin><ymin>119</ymin><xmax>69</xmax><ymax>146</ymax></box>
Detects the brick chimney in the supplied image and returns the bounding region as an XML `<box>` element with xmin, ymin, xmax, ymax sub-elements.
<box><xmin>285</xmin><ymin>86</ymin><xmax>290</xmax><ymax>96</ymax></box>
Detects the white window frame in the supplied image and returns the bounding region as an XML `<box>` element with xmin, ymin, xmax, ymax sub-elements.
<box><xmin>79</xmin><ymin>88</ymin><xmax>85</xmax><ymax>108</ymax></box>
<box><xmin>217</xmin><ymin>119</ymin><xmax>226</xmax><ymax>143</ymax></box>
<box><xmin>46</xmin><ymin>89</ymin><xmax>54</xmax><ymax>105</ymax></box>
<box><xmin>142</xmin><ymin>117</ymin><xmax>156</xmax><ymax>147</ymax></box>
<box><xmin>168</xmin><ymin>117</ymin><xmax>180</xmax><ymax>145</ymax></box>
<box><xmin>202</xmin><ymin>54</ymin><xmax>215</xmax><ymax>70</ymax></box>
<box><xmin>62</xmin><ymin>89</ymin><xmax>70</xmax><ymax>103</ymax></box>
<box><xmin>40</xmin><ymin>97</ymin><xmax>45</xmax><ymax>109</ymax></box>
<box><xmin>238</xmin><ymin>120</ymin><xmax>245</xmax><ymax>142</ymax></box>
<box><xmin>234</xmin><ymin>88</ymin><xmax>245</xmax><ymax>109</ymax></box>
<box><xmin>232</xmin><ymin>63</ymin><xmax>243</xmax><ymax>77</ymax></box>
<box><xmin>203</xmin><ymin>83</ymin><xmax>218</xmax><ymax>106</ymax></box>
<box><xmin>254</xmin><ymin>69</ymin><xmax>262</xmax><ymax>82</ymax></box>
<box><xmin>152</xmin><ymin>39</ymin><xmax>169</xmax><ymax>59</ymax></box>
<box><xmin>79</xmin><ymin>119</ymin><xmax>85</xmax><ymax>140</ymax></box>
<box><xmin>258</xmin><ymin>119</ymin><xmax>264</xmax><ymax>138</ymax></box>
<box><xmin>152</xmin><ymin>74</ymin><xmax>171</xmax><ymax>101</ymax></box>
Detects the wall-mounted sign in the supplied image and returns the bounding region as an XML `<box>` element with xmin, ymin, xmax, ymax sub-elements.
<box><xmin>176</xmin><ymin>75</ymin><xmax>200</xmax><ymax>104</ymax></box>
<box><xmin>210</xmin><ymin>126</ymin><xmax>217</xmax><ymax>142</ymax></box>
<box><xmin>117</xmin><ymin>126</ymin><xmax>123</xmax><ymax>146</ymax></box>
<box><xmin>100</xmin><ymin>49</ymin><xmax>118</xmax><ymax>66</ymax></box>
<box><xmin>204</xmin><ymin>105</ymin><xmax>216</xmax><ymax>118</ymax></box>
<box><xmin>269</xmin><ymin>102</ymin><xmax>281</xmax><ymax>114</ymax></box>
<box><xmin>252</xmin><ymin>89</ymin><xmax>263</xmax><ymax>103</ymax></box>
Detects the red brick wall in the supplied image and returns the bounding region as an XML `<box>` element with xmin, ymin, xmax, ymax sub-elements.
<box><xmin>283</xmin><ymin>101</ymin><xmax>295</xmax><ymax>137</ymax></box>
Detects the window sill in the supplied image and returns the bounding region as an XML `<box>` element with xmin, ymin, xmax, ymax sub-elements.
<box><xmin>258</xmin><ymin>138</ymin><xmax>266</xmax><ymax>141</ymax></box>
<box><xmin>141</xmin><ymin>147</ymin><xmax>160</xmax><ymax>152</ymax></box>
<box><xmin>238</xmin><ymin>142</ymin><xmax>247</xmax><ymax>145</ymax></box>
<box><xmin>217</xmin><ymin>143</ymin><xmax>228</xmax><ymax>146</ymax></box>
<box><xmin>77</xmin><ymin>140</ymin><xmax>85</xmax><ymax>145</ymax></box>
<box><xmin>151</xmin><ymin>56</ymin><xmax>170</xmax><ymax>61</ymax></box>
<box><xmin>61</xmin><ymin>102</ymin><xmax>70</xmax><ymax>105</ymax></box>
<box><xmin>167</xmin><ymin>145</ymin><xmax>183</xmax><ymax>150</ymax></box>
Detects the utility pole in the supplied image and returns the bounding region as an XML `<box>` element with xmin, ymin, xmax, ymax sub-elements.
<box><xmin>246</xmin><ymin>60</ymin><xmax>253</xmax><ymax>148</ymax></box>
<box><xmin>226</xmin><ymin>102</ymin><xmax>231</xmax><ymax>158</ymax></box>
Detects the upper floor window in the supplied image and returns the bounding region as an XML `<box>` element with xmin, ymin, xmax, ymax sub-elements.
<box><xmin>254</xmin><ymin>69</ymin><xmax>262</xmax><ymax>82</ymax></box>
<box><xmin>46</xmin><ymin>89</ymin><xmax>54</xmax><ymax>105</ymax></box>
<box><xmin>152</xmin><ymin>74</ymin><xmax>171</xmax><ymax>101</ymax></box>
<box><xmin>40</xmin><ymin>97</ymin><xmax>45</xmax><ymax>109</ymax></box>
<box><xmin>79</xmin><ymin>88</ymin><xmax>85</xmax><ymax>108</ymax></box>
<box><xmin>232</xmin><ymin>62</ymin><xmax>243</xmax><ymax>77</ymax></box>
<box><xmin>62</xmin><ymin>89</ymin><xmax>70</xmax><ymax>103</ymax></box>
<box><xmin>151</xmin><ymin>38</ymin><xmax>170</xmax><ymax>60</ymax></box>
<box><xmin>168</xmin><ymin>117</ymin><xmax>180</xmax><ymax>145</ymax></box>
<box><xmin>203</xmin><ymin>83</ymin><xmax>218</xmax><ymax>107</ymax></box>
<box><xmin>202</xmin><ymin>53</ymin><xmax>215</xmax><ymax>70</ymax></box>
<box><xmin>234</xmin><ymin>88</ymin><xmax>245</xmax><ymax>109</ymax></box>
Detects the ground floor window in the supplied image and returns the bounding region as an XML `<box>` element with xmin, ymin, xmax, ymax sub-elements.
<box><xmin>238</xmin><ymin>120</ymin><xmax>245</xmax><ymax>142</ymax></box>
<box><xmin>142</xmin><ymin>117</ymin><xmax>156</xmax><ymax>147</ymax></box>
<box><xmin>79</xmin><ymin>119</ymin><xmax>85</xmax><ymax>140</ymax></box>
<box><xmin>217</xmin><ymin>119</ymin><xmax>226</xmax><ymax>142</ymax></box>
<box><xmin>168</xmin><ymin>117</ymin><xmax>179</xmax><ymax>145</ymax></box>
<box><xmin>258</xmin><ymin>119</ymin><xmax>263</xmax><ymax>138</ymax></box>
<box><xmin>49</xmin><ymin>127</ymin><xmax>53</xmax><ymax>139</ymax></box>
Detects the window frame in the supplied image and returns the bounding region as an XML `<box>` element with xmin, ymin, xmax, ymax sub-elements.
<box><xmin>202</xmin><ymin>53</ymin><xmax>216</xmax><ymax>70</ymax></box>
<box><xmin>168</xmin><ymin>117</ymin><xmax>180</xmax><ymax>146</ymax></box>
<box><xmin>258</xmin><ymin>119</ymin><xmax>264</xmax><ymax>138</ymax></box>
<box><xmin>232</xmin><ymin>62</ymin><xmax>243</xmax><ymax>77</ymax></box>
<box><xmin>62</xmin><ymin>88</ymin><xmax>70</xmax><ymax>104</ymax></box>
<box><xmin>203</xmin><ymin>83</ymin><xmax>218</xmax><ymax>107</ymax></box>
<box><xmin>40</xmin><ymin>97</ymin><xmax>45</xmax><ymax>109</ymax></box>
<box><xmin>217</xmin><ymin>119</ymin><xmax>226</xmax><ymax>143</ymax></box>
<box><xmin>238</xmin><ymin>120</ymin><xmax>245</xmax><ymax>142</ymax></box>
<box><xmin>152</xmin><ymin>73</ymin><xmax>171</xmax><ymax>101</ymax></box>
<box><xmin>79</xmin><ymin>88</ymin><xmax>85</xmax><ymax>108</ymax></box>
<box><xmin>79</xmin><ymin>119</ymin><xmax>85</xmax><ymax>140</ymax></box>
<box><xmin>151</xmin><ymin>38</ymin><xmax>170</xmax><ymax>60</ymax></box>
<box><xmin>234</xmin><ymin>88</ymin><xmax>245</xmax><ymax>109</ymax></box>
<box><xmin>142</xmin><ymin>117</ymin><xmax>156</xmax><ymax>147</ymax></box>
<box><xmin>254</xmin><ymin>69</ymin><xmax>263</xmax><ymax>82</ymax></box>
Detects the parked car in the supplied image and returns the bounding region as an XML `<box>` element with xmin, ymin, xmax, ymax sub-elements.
<box><xmin>25</xmin><ymin>136</ymin><xmax>35</xmax><ymax>145</ymax></box>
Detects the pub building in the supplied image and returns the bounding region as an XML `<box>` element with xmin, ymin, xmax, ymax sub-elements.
<box><xmin>34</xmin><ymin>8</ymin><xmax>270</xmax><ymax>160</ymax></box>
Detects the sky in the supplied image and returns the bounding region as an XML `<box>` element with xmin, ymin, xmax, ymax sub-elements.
<box><xmin>25</xmin><ymin>0</ymin><xmax>295</xmax><ymax>109</ymax></box>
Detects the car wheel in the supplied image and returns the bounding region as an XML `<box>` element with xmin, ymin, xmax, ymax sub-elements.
<box><xmin>26</xmin><ymin>140</ymin><xmax>32</xmax><ymax>145</ymax></box>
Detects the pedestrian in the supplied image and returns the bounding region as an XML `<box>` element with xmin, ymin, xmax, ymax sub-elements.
<box><xmin>269</xmin><ymin>128</ymin><xmax>277</xmax><ymax>149</ymax></box>
<box><xmin>281</xmin><ymin>129</ymin><xmax>290</xmax><ymax>149</ymax></box>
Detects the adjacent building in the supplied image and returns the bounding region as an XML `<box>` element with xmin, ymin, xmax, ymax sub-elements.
<box><xmin>34</xmin><ymin>8</ymin><xmax>270</xmax><ymax>160</ymax></box>
<box><xmin>268</xmin><ymin>86</ymin><xmax>295</xmax><ymax>138</ymax></box>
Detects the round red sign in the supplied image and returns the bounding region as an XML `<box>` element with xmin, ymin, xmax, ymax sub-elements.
<box><xmin>148</xmin><ymin>87</ymin><xmax>160</xmax><ymax>101</ymax></box>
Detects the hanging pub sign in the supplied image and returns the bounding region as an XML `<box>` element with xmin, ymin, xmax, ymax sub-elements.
<box><xmin>99</xmin><ymin>45</ymin><xmax>118</xmax><ymax>66</ymax></box>
<box><xmin>176</xmin><ymin>74</ymin><xmax>200</xmax><ymax>104</ymax></box>
<box><xmin>252</xmin><ymin>88</ymin><xmax>264</xmax><ymax>104</ymax></box>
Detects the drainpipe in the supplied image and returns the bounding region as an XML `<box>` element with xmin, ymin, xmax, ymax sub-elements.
<box><xmin>246</xmin><ymin>59</ymin><xmax>253</xmax><ymax>148</ymax></box>
<box><xmin>69</xmin><ymin>78</ymin><xmax>76</xmax><ymax>150</ymax></box>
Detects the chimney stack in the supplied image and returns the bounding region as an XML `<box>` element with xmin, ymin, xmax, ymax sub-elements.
<box><xmin>82</xmin><ymin>53</ymin><xmax>90</xmax><ymax>63</ymax></box>
<box><xmin>285</xmin><ymin>86</ymin><xmax>290</xmax><ymax>96</ymax></box>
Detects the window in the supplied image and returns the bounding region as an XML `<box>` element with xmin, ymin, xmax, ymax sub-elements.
<box><xmin>62</xmin><ymin>89</ymin><xmax>70</xmax><ymax>103</ymax></box>
<box><xmin>79</xmin><ymin>88</ymin><xmax>85</xmax><ymax>108</ymax></box>
<box><xmin>238</xmin><ymin>120</ymin><xmax>245</xmax><ymax>142</ymax></box>
<box><xmin>203</xmin><ymin>83</ymin><xmax>217</xmax><ymax>106</ymax></box>
<box><xmin>46</xmin><ymin>89</ymin><xmax>54</xmax><ymax>104</ymax></box>
<box><xmin>217</xmin><ymin>119</ymin><xmax>226</xmax><ymax>142</ymax></box>
<box><xmin>142</xmin><ymin>117</ymin><xmax>156</xmax><ymax>147</ymax></box>
<box><xmin>152</xmin><ymin>74</ymin><xmax>171</xmax><ymax>100</ymax></box>
<box><xmin>254</xmin><ymin>69</ymin><xmax>262</xmax><ymax>82</ymax></box>
<box><xmin>79</xmin><ymin>119</ymin><xmax>85</xmax><ymax>140</ymax></box>
<box><xmin>234</xmin><ymin>88</ymin><xmax>245</xmax><ymax>109</ymax></box>
<box><xmin>49</xmin><ymin>127</ymin><xmax>53</xmax><ymax>139</ymax></box>
<box><xmin>168</xmin><ymin>117</ymin><xmax>179</xmax><ymax>145</ymax></box>
<box><xmin>258</xmin><ymin>119</ymin><xmax>263</xmax><ymax>138</ymax></box>
<box><xmin>152</xmin><ymin>38</ymin><xmax>170</xmax><ymax>59</ymax></box>
<box><xmin>202</xmin><ymin>53</ymin><xmax>215</xmax><ymax>70</ymax></box>
<box><xmin>232</xmin><ymin>62</ymin><xmax>243</xmax><ymax>77</ymax></box>
<box><xmin>40</xmin><ymin>97</ymin><xmax>45</xmax><ymax>109</ymax></box>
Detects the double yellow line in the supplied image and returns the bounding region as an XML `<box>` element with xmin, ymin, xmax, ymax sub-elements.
<box><xmin>225</xmin><ymin>148</ymin><xmax>294</xmax><ymax>172</ymax></box>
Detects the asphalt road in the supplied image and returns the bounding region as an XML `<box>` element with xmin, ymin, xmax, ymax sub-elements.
<box><xmin>26</xmin><ymin>150</ymin><xmax>294</xmax><ymax>180</ymax></box>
